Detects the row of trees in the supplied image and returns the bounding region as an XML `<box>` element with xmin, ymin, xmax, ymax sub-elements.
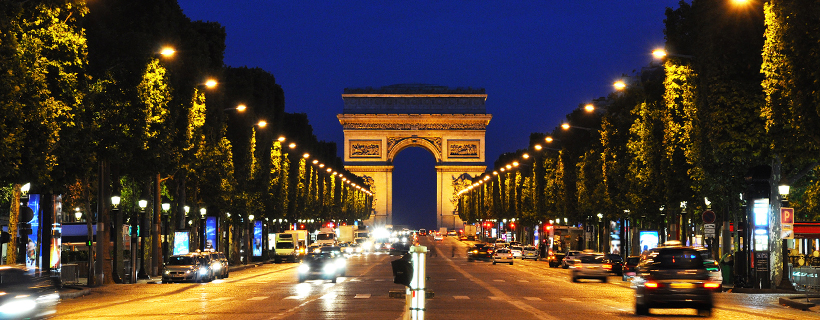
<box><xmin>457</xmin><ymin>0</ymin><xmax>819</xmax><ymax>287</ymax></box>
<box><xmin>0</xmin><ymin>0</ymin><xmax>372</xmax><ymax>284</ymax></box>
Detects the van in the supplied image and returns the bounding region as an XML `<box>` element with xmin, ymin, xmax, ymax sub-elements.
<box><xmin>274</xmin><ymin>233</ymin><xmax>300</xmax><ymax>262</ymax></box>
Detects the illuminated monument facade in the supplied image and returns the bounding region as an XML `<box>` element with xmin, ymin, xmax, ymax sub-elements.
<box><xmin>338</xmin><ymin>84</ymin><xmax>491</xmax><ymax>229</ymax></box>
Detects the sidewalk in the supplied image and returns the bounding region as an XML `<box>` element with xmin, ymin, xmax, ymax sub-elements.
<box><xmin>58</xmin><ymin>260</ymin><xmax>271</xmax><ymax>298</ymax></box>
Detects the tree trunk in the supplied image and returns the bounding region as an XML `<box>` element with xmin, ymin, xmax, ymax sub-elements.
<box><xmin>5</xmin><ymin>185</ymin><xmax>20</xmax><ymax>265</ymax></box>
<box><xmin>153</xmin><ymin>173</ymin><xmax>161</xmax><ymax>276</ymax></box>
<box><xmin>769</xmin><ymin>156</ymin><xmax>783</xmax><ymax>288</ymax></box>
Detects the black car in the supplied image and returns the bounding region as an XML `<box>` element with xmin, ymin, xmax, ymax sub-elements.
<box><xmin>603</xmin><ymin>254</ymin><xmax>624</xmax><ymax>275</ymax></box>
<box><xmin>0</xmin><ymin>267</ymin><xmax>59</xmax><ymax>319</ymax></box>
<box><xmin>634</xmin><ymin>246</ymin><xmax>718</xmax><ymax>316</ymax></box>
<box><xmin>389</xmin><ymin>242</ymin><xmax>411</xmax><ymax>256</ymax></box>
<box><xmin>467</xmin><ymin>243</ymin><xmax>493</xmax><ymax>262</ymax></box>
<box><xmin>297</xmin><ymin>251</ymin><xmax>346</xmax><ymax>283</ymax></box>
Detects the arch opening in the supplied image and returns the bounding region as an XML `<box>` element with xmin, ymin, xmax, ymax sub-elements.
<box><xmin>391</xmin><ymin>147</ymin><xmax>437</xmax><ymax>230</ymax></box>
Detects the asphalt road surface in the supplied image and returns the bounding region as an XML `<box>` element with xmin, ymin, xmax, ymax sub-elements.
<box><xmin>54</xmin><ymin>236</ymin><xmax>819</xmax><ymax>319</ymax></box>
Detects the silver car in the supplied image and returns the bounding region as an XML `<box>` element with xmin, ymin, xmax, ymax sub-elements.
<box><xmin>561</xmin><ymin>250</ymin><xmax>582</xmax><ymax>269</ymax></box>
<box><xmin>163</xmin><ymin>253</ymin><xmax>213</xmax><ymax>283</ymax></box>
<box><xmin>570</xmin><ymin>253</ymin><xmax>608</xmax><ymax>282</ymax></box>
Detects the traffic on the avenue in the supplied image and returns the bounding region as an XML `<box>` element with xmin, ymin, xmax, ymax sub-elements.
<box><xmin>37</xmin><ymin>232</ymin><xmax>817</xmax><ymax>319</ymax></box>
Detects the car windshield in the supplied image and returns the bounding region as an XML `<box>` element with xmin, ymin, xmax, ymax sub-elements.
<box><xmin>355</xmin><ymin>238</ymin><xmax>367</xmax><ymax>244</ymax></box>
<box><xmin>651</xmin><ymin>249</ymin><xmax>704</xmax><ymax>269</ymax></box>
<box><xmin>305</xmin><ymin>253</ymin><xmax>331</xmax><ymax>261</ymax></box>
<box><xmin>496</xmin><ymin>249</ymin><xmax>509</xmax><ymax>253</ymax></box>
<box><xmin>317</xmin><ymin>233</ymin><xmax>335</xmax><ymax>241</ymax></box>
<box><xmin>168</xmin><ymin>256</ymin><xmax>196</xmax><ymax>265</ymax></box>
<box><xmin>579</xmin><ymin>255</ymin><xmax>604</xmax><ymax>263</ymax></box>
<box><xmin>627</xmin><ymin>257</ymin><xmax>640</xmax><ymax>264</ymax></box>
<box><xmin>606</xmin><ymin>254</ymin><xmax>623</xmax><ymax>262</ymax></box>
<box><xmin>511</xmin><ymin>246</ymin><xmax>522</xmax><ymax>251</ymax></box>
<box><xmin>276</xmin><ymin>242</ymin><xmax>294</xmax><ymax>249</ymax></box>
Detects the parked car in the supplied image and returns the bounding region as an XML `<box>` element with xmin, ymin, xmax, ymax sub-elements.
<box><xmin>492</xmin><ymin>248</ymin><xmax>514</xmax><ymax>265</ymax></box>
<box><xmin>163</xmin><ymin>253</ymin><xmax>213</xmax><ymax>283</ymax></box>
<box><xmin>509</xmin><ymin>246</ymin><xmax>523</xmax><ymax>259</ymax></box>
<box><xmin>570</xmin><ymin>253</ymin><xmax>608</xmax><ymax>282</ymax></box>
<box><xmin>603</xmin><ymin>254</ymin><xmax>624</xmax><ymax>276</ymax></box>
<box><xmin>633</xmin><ymin>246</ymin><xmax>717</xmax><ymax>316</ymax></box>
<box><xmin>297</xmin><ymin>251</ymin><xmax>346</xmax><ymax>283</ymax></box>
<box><xmin>521</xmin><ymin>246</ymin><xmax>539</xmax><ymax>260</ymax></box>
<box><xmin>467</xmin><ymin>243</ymin><xmax>493</xmax><ymax>262</ymax></box>
<box><xmin>561</xmin><ymin>251</ymin><xmax>582</xmax><ymax>269</ymax></box>
<box><xmin>0</xmin><ymin>267</ymin><xmax>59</xmax><ymax>319</ymax></box>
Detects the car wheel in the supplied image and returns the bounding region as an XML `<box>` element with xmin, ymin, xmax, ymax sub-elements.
<box><xmin>601</xmin><ymin>277</ymin><xmax>607</xmax><ymax>283</ymax></box>
<box><xmin>225</xmin><ymin>272</ymin><xmax>229</xmax><ymax>279</ymax></box>
<box><xmin>492</xmin><ymin>261</ymin><xmax>497</xmax><ymax>265</ymax></box>
<box><xmin>331</xmin><ymin>277</ymin><xmax>337</xmax><ymax>283</ymax></box>
<box><xmin>697</xmin><ymin>308</ymin><xmax>711</xmax><ymax>317</ymax></box>
<box><xmin>562</xmin><ymin>264</ymin><xmax>568</xmax><ymax>269</ymax></box>
<box><xmin>571</xmin><ymin>276</ymin><xmax>578</xmax><ymax>283</ymax></box>
<box><xmin>510</xmin><ymin>261</ymin><xmax>513</xmax><ymax>265</ymax></box>
<box><xmin>635</xmin><ymin>303</ymin><xmax>649</xmax><ymax>315</ymax></box>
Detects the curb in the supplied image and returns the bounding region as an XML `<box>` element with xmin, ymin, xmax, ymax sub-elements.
<box><xmin>780</xmin><ymin>297</ymin><xmax>816</xmax><ymax>311</ymax></box>
<box><xmin>59</xmin><ymin>288</ymin><xmax>91</xmax><ymax>299</ymax></box>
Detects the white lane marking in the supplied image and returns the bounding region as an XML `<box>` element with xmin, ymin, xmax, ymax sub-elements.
<box><xmin>349</xmin><ymin>278</ymin><xmax>362</xmax><ymax>282</ymax></box>
<box><xmin>453</xmin><ymin>295</ymin><xmax>470</xmax><ymax>300</ymax></box>
<box><xmin>524</xmin><ymin>297</ymin><xmax>542</xmax><ymax>301</ymax></box>
<box><xmin>354</xmin><ymin>294</ymin><xmax>371</xmax><ymax>299</ymax></box>
<box><xmin>320</xmin><ymin>293</ymin><xmax>337</xmax><ymax>300</ymax></box>
<box><xmin>284</xmin><ymin>296</ymin><xmax>301</xmax><ymax>300</ymax></box>
<box><xmin>374</xmin><ymin>279</ymin><xmax>386</xmax><ymax>282</ymax></box>
<box><xmin>446</xmin><ymin>278</ymin><xmax>457</xmax><ymax>281</ymax></box>
<box><xmin>517</xmin><ymin>279</ymin><xmax>530</xmax><ymax>282</ymax></box>
<box><xmin>248</xmin><ymin>296</ymin><xmax>268</xmax><ymax>301</ymax></box>
<box><xmin>493</xmin><ymin>279</ymin><xmax>505</xmax><ymax>282</ymax></box>
<box><xmin>489</xmin><ymin>296</ymin><xmax>503</xmax><ymax>300</ymax></box>
<box><xmin>212</xmin><ymin>297</ymin><xmax>232</xmax><ymax>301</ymax></box>
<box><xmin>560</xmin><ymin>297</ymin><xmax>580</xmax><ymax>303</ymax></box>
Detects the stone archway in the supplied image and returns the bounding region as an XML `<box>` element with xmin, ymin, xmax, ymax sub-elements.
<box><xmin>338</xmin><ymin>84</ymin><xmax>491</xmax><ymax>230</ymax></box>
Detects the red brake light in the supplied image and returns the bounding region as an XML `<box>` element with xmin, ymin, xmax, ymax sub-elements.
<box><xmin>703</xmin><ymin>282</ymin><xmax>720</xmax><ymax>289</ymax></box>
<box><xmin>603</xmin><ymin>264</ymin><xmax>612</xmax><ymax>270</ymax></box>
<box><xmin>645</xmin><ymin>281</ymin><xmax>659</xmax><ymax>288</ymax></box>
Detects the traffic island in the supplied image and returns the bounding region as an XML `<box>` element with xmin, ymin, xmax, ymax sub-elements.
<box><xmin>779</xmin><ymin>296</ymin><xmax>817</xmax><ymax>311</ymax></box>
<box><xmin>388</xmin><ymin>290</ymin><xmax>434</xmax><ymax>299</ymax></box>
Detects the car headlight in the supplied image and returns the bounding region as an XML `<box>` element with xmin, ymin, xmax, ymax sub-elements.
<box><xmin>213</xmin><ymin>262</ymin><xmax>221</xmax><ymax>270</ymax></box>
<box><xmin>335</xmin><ymin>259</ymin><xmax>346</xmax><ymax>268</ymax></box>
<box><xmin>36</xmin><ymin>293</ymin><xmax>59</xmax><ymax>304</ymax></box>
<box><xmin>323</xmin><ymin>264</ymin><xmax>337</xmax><ymax>274</ymax></box>
<box><xmin>164</xmin><ymin>270</ymin><xmax>171</xmax><ymax>275</ymax></box>
<box><xmin>199</xmin><ymin>267</ymin><xmax>209</xmax><ymax>275</ymax></box>
<box><xmin>0</xmin><ymin>296</ymin><xmax>37</xmax><ymax>315</ymax></box>
<box><xmin>298</xmin><ymin>264</ymin><xmax>310</xmax><ymax>274</ymax></box>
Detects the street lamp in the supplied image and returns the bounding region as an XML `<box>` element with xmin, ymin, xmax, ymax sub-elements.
<box><xmin>651</xmin><ymin>48</ymin><xmax>694</xmax><ymax>60</ymax></box>
<box><xmin>613</xmin><ymin>80</ymin><xmax>627</xmax><ymax>91</ymax></box>
<box><xmin>161</xmin><ymin>201</ymin><xmax>170</xmax><ymax>263</ymax></box>
<box><xmin>136</xmin><ymin>199</ymin><xmax>148</xmax><ymax>281</ymax></box>
<box><xmin>204</xmin><ymin>79</ymin><xmax>217</xmax><ymax>89</ymax></box>
<box><xmin>160</xmin><ymin>47</ymin><xmax>175</xmax><ymax>57</ymax></box>
<box><xmin>75</xmin><ymin>207</ymin><xmax>82</xmax><ymax>221</ymax></box>
<box><xmin>561</xmin><ymin>123</ymin><xmax>594</xmax><ymax>131</ymax></box>
<box><xmin>199</xmin><ymin>207</ymin><xmax>207</xmax><ymax>251</ymax></box>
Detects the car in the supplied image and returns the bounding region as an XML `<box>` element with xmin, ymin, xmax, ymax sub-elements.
<box><xmin>570</xmin><ymin>253</ymin><xmax>608</xmax><ymax>282</ymax></box>
<box><xmin>0</xmin><ymin>267</ymin><xmax>59</xmax><ymax>319</ymax></box>
<box><xmin>509</xmin><ymin>246</ymin><xmax>523</xmax><ymax>259</ymax></box>
<box><xmin>390</xmin><ymin>241</ymin><xmax>411</xmax><ymax>255</ymax></box>
<box><xmin>434</xmin><ymin>234</ymin><xmax>443</xmax><ymax>241</ymax></box>
<box><xmin>492</xmin><ymin>248</ymin><xmax>514</xmax><ymax>265</ymax></box>
<box><xmin>163</xmin><ymin>253</ymin><xmax>214</xmax><ymax>283</ymax></box>
<box><xmin>459</xmin><ymin>235</ymin><xmax>468</xmax><ymax>241</ymax></box>
<box><xmin>603</xmin><ymin>253</ymin><xmax>624</xmax><ymax>276</ymax></box>
<box><xmin>494</xmin><ymin>239</ymin><xmax>507</xmax><ymax>248</ymax></box>
<box><xmin>521</xmin><ymin>246</ymin><xmax>539</xmax><ymax>260</ymax></box>
<box><xmin>466</xmin><ymin>235</ymin><xmax>476</xmax><ymax>241</ymax></box>
<box><xmin>547</xmin><ymin>250</ymin><xmax>566</xmax><ymax>267</ymax></box>
<box><xmin>203</xmin><ymin>251</ymin><xmax>229</xmax><ymax>279</ymax></box>
<box><xmin>633</xmin><ymin>246</ymin><xmax>717</xmax><ymax>316</ymax></box>
<box><xmin>418</xmin><ymin>229</ymin><xmax>427</xmax><ymax>236</ymax></box>
<box><xmin>561</xmin><ymin>251</ymin><xmax>582</xmax><ymax>269</ymax></box>
<box><xmin>703</xmin><ymin>259</ymin><xmax>723</xmax><ymax>290</ymax></box>
<box><xmin>622</xmin><ymin>255</ymin><xmax>641</xmax><ymax>279</ymax></box>
<box><xmin>297</xmin><ymin>251</ymin><xmax>346</xmax><ymax>283</ymax></box>
<box><xmin>467</xmin><ymin>243</ymin><xmax>493</xmax><ymax>262</ymax></box>
<box><xmin>447</xmin><ymin>230</ymin><xmax>457</xmax><ymax>237</ymax></box>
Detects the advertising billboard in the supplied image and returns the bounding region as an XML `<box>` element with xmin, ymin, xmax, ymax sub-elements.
<box><xmin>25</xmin><ymin>194</ymin><xmax>40</xmax><ymax>270</ymax></box>
<box><xmin>609</xmin><ymin>220</ymin><xmax>621</xmax><ymax>254</ymax></box>
<box><xmin>639</xmin><ymin>230</ymin><xmax>659</xmax><ymax>253</ymax></box>
<box><xmin>253</xmin><ymin>221</ymin><xmax>263</xmax><ymax>257</ymax></box>
<box><xmin>205</xmin><ymin>216</ymin><xmax>217</xmax><ymax>250</ymax></box>
<box><xmin>173</xmin><ymin>231</ymin><xmax>190</xmax><ymax>255</ymax></box>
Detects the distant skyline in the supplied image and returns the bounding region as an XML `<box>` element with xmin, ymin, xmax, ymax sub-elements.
<box><xmin>177</xmin><ymin>1</ymin><xmax>681</xmax><ymax>229</ymax></box>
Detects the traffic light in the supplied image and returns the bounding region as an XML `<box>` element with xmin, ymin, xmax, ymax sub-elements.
<box><xmin>391</xmin><ymin>253</ymin><xmax>413</xmax><ymax>287</ymax></box>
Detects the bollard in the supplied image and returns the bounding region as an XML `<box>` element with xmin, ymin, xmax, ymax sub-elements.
<box><xmin>406</xmin><ymin>245</ymin><xmax>427</xmax><ymax>320</ymax></box>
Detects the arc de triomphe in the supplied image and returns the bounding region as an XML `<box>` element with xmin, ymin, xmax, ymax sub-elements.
<box><xmin>338</xmin><ymin>84</ymin><xmax>491</xmax><ymax>230</ymax></box>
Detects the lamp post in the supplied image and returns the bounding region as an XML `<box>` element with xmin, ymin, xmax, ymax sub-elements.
<box><xmin>111</xmin><ymin>195</ymin><xmax>123</xmax><ymax>283</ymax></box>
<box><xmin>136</xmin><ymin>199</ymin><xmax>148</xmax><ymax>281</ymax></box>
<box><xmin>161</xmin><ymin>202</ymin><xmax>170</xmax><ymax>264</ymax></box>
<box><xmin>200</xmin><ymin>207</ymin><xmax>207</xmax><ymax>251</ymax></box>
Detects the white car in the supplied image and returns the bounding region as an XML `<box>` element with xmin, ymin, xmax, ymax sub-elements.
<box><xmin>509</xmin><ymin>246</ymin><xmax>523</xmax><ymax>259</ymax></box>
<box><xmin>434</xmin><ymin>234</ymin><xmax>443</xmax><ymax>241</ymax></box>
<box><xmin>492</xmin><ymin>248</ymin><xmax>514</xmax><ymax>265</ymax></box>
<box><xmin>561</xmin><ymin>251</ymin><xmax>582</xmax><ymax>269</ymax></box>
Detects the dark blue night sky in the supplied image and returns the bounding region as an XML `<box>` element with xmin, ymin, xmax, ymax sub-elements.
<box><xmin>177</xmin><ymin>1</ymin><xmax>681</xmax><ymax>229</ymax></box>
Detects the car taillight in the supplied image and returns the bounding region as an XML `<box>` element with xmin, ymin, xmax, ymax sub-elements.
<box><xmin>703</xmin><ymin>282</ymin><xmax>720</xmax><ymax>289</ymax></box>
<box><xmin>603</xmin><ymin>264</ymin><xmax>612</xmax><ymax>270</ymax></box>
<box><xmin>645</xmin><ymin>281</ymin><xmax>659</xmax><ymax>288</ymax></box>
